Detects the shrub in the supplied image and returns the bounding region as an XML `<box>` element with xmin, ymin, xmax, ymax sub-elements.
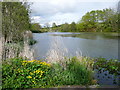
<box><xmin>50</xmin><ymin>57</ymin><xmax>94</xmax><ymax>86</ymax></box>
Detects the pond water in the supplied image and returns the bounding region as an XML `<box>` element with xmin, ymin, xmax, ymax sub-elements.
<box><xmin>32</xmin><ymin>32</ymin><xmax>119</xmax><ymax>86</ymax></box>
<box><xmin>32</xmin><ymin>32</ymin><xmax>119</xmax><ymax>60</ymax></box>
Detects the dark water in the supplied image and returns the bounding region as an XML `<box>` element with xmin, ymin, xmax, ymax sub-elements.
<box><xmin>32</xmin><ymin>32</ymin><xmax>119</xmax><ymax>86</ymax></box>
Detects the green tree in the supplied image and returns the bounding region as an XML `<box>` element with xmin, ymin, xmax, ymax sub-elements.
<box><xmin>77</xmin><ymin>8</ymin><xmax>119</xmax><ymax>32</ymax></box>
<box><xmin>52</xmin><ymin>22</ymin><xmax>57</xmax><ymax>28</ymax></box>
<box><xmin>61</xmin><ymin>23</ymin><xmax>70</xmax><ymax>32</ymax></box>
<box><xmin>2</xmin><ymin>2</ymin><xmax>31</xmax><ymax>42</ymax></box>
<box><xmin>30</xmin><ymin>23</ymin><xmax>42</xmax><ymax>33</ymax></box>
<box><xmin>69</xmin><ymin>22</ymin><xmax>76</xmax><ymax>32</ymax></box>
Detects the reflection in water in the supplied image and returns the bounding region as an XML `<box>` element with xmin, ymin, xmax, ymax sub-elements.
<box><xmin>50</xmin><ymin>32</ymin><xmax>119</xmax><ymax>40</ymax></box>
<box><xmin>94</xmin><ymin>69</ymin><xmax>120</xmax><ymax>86</ymax></box>
<box><xmin>33</xmin><ymin>32</ymin><xmax>119</xmax><ymax>60</ymax></box>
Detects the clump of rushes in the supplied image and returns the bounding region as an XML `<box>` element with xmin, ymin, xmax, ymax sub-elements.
<box><xmin>2</xmin><ymin>57</ymin><xmax>95</xmax><ymax>89</ymax></box>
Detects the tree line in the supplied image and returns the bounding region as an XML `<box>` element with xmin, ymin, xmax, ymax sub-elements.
<box><xmin>50</xmin><ymin>8</ymin><xmax>119</xmax><ymax>32</ymax></box>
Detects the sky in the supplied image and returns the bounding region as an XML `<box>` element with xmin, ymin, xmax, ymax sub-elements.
<box><xmin>29</xmin><ymin>0</ymin><xmax>119</xmax><ymax>27</ymax></box>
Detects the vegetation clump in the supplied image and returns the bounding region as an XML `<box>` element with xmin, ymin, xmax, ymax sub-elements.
<box><xmin>94</xmin><ymin>58</ymin><xmax>120</xmax><ymax>75</ymax></box>
<box><xmin>2</xmin><ymin>57</ymin><xmax>95</xmax><ymax>88</ymax></box>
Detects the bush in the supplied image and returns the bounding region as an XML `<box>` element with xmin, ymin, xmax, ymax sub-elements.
<box><xmin>50</xmin><ymin>57</ymin><xmax>94</xmax><ymax>86</ymax></box>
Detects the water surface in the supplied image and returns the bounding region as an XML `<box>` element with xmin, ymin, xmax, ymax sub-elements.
<box><xmin>32</xmin><ymin>32</ymin><xmax>119</xmax><ymax>60</ymax></box>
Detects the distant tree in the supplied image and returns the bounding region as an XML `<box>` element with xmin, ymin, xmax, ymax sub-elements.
<box><xmin>52</xmin><ymin>22</ymin><xmax>57</xmax><ymax>28</ymax></box>
<box><xmin>45</xmin><ymin>23</ymin><xmax>50</xmax><ymax>28</ymax></box>
<box><xmin>118</xmin><ymin>1</ymin><xmax>120</xmax><ymax>32</ymax></box>
<box><xmin>69</xmin><ymin>22</ymin><xmax>76</xmax><ymax>32</ymax></box>
<box><xmin>77</xmin><ymin>8</ymin><xmax>118</xmax><ymax>32</ymax></box>
<box><xmin>30</xmin><ymin>23</ymin><xmax>43</xmax><ymax>32</ymax></box>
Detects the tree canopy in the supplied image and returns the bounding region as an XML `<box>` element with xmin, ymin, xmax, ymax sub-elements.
<box><xmin>2</xmin><ymin>1</ymin><xmax>31</xmax><ymax>42</ymax></box>
<box><xmin>53</xmin><ymin>8</ymin><xmax>119</xmax><ymax>32</ymax></box>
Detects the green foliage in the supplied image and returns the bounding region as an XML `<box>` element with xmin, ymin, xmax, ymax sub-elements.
<box><xmin>28</xmin><ymin>39</ymin><xmax>37</xmax><ymax>45</ymax></box>
<box><xmin>77</xmin><ymin>8</ymin><xmax>119</xmax><ymax>32</ymax></box>
<box><xmin>52</xmin><ymin>22</ymin><xmax>57</xmax><ymax>28</ymax></box>
<box><xmin>30</xmin><ymin>23</ymin><xmax>43</xmax><ymax>33</ymax></box>
<box><xmin>51</xmin><ymin>57</ymin><xmax>93</xmax><ymax>86</ymax></box>
<box><xmin>54</xmin><ymin>8</ymin><xmax>119</xmax><ymax>32</ymax></box>
<box><xmin>61</xmin><ymin>23</ymin><xmax>70</xmax><ymax>32</ymax></box>
<box><xmin>69</xmin><ymin>22</ymin><xmax>77</xmax><ymax>32</ymax></box>
<box><xmin>2</xmin><ymin>58</ymin><xmax>51</xmax><ymax>88</ymax></box>
<box><xmin>3</xmin><ymin>57</ymin><xmax>119</xmax><ymax>89</ymax></box>
<box><xmin>2</xmin><ymin>2</ymin><xmax>31</xmax><ymax>42</ymax></box>
<box><xmin>94</xmin><ymin>58</ymin><xmax>120</xmax><ymax>75</ymax></box>
<box><xmin>59</xmin><ymin>22</ymin><xmax>77</xmax><ymax>32</ymax></box>
<box><xmin>2</xmin><ymin>57</ymin><xmax>94</xmax><ymax>88</ymax></box>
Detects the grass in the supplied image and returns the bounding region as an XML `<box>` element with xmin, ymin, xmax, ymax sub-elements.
<box><xmin>2</xmin><ymin>57</ymin><xmax>95</xmax><ymax>89</ymax></box>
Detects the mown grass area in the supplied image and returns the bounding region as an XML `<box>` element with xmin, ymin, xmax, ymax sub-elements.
<box><xmin>2</xmin><ymin>57</ymin><xmax>95</xmax><ymax>89</ymax></box>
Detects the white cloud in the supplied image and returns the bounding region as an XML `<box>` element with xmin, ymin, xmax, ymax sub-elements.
<box><xmin>28</xmin><ymin>0</ymin><xmax>118</xmax><ymax>2</ymax></box>
<box><xmin>29</xmin><ymin>0</ymin><xmax>118</xmax><ymax>26</ymax></box>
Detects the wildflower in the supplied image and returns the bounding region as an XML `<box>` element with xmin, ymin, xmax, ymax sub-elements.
<box><xmin>39</xmin><ymin>62</ymin><xmax>51</xmax><ymax>66</ymax></box>
<box><xmin>32</xmin><ymin>81</ymin><xmax>36</xmax><ymax>84</ymax></box>
<box><xmin>17</xmin><ymin>68</ymin><xmax>21</xmax><ymax>73</ymax></box>
<box><xmin>22</xmin><ymin>60</ymin><xmax>27</xmax><ymax>62</ymax></box>
<box><xmin>32</xmin><ymin>81</ymin><xmax>35</xmax><ymax>83</ymax></box>
<box><xmin>30</xmin><ymin>72</ymin><xmax>34</xmax><ymax>75</ymax></box>
<box><xmin>27</xmin><ymin>60</ymin><xmax>36</xmax><ymax>63</ymax></box>
<box><xmin>27</xmin><ymin>76</ymin><xmax>32</xmax><ymax>79</ymax></box>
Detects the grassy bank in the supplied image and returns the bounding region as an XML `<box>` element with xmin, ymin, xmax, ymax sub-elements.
<box><xmin>2</xmin><ymin>57</ymin><xmax>120</xmax><ymax>89</ymax></box>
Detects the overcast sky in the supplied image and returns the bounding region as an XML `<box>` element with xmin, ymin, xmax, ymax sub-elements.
<box><xmin>29</xmin><ymin>0</ymin><xmax>118</xmax><ymax>26</ymax></box>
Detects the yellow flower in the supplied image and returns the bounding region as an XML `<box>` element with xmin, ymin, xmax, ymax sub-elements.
<box><xmin>33</xmin><ymin>70</ymin><xmax>44</xmax><ymax>74</ymax></box>
<box><xmin>39</xmin><ymin>62</ymin><xmax>51</xmax><ymax>66</ymax></box>
<box><xmin>22</xmin><ymin>60</ymin><xmax>27</xmax><ymax>62</ymax></box>
<box><xmin>32</xmin><ymin>81</ymin><xmax>36</xmax><ymax>84</ymax></box>
<box><xmin>27</xmin><ymin>76</ymin><xmax>32</xmax><ymax>79</ymax></box>
<box><xmin>27</xmin><ymin>60</ymin><xmax>36</xmax><ymax>63</ymax></box>
<box><xmin>32</xmin><ymin>81</ymin><xmax>35</xmax><ymax>83</ymax></box>
<box><xmin>30</xmin><ymin>72</ymin><xmax>34</xmax><ymax>75</ymax></box>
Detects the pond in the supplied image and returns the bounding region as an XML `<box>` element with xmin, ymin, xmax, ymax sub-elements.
<box><xmin>32</xmin><ymin>32</ymin><xmax>119</xmax><ymax>60</ymax></box>
<box><xmin>32</xmin><ymin>32</ymin><xmax>119</xmax><ymax>86</ymax></box>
